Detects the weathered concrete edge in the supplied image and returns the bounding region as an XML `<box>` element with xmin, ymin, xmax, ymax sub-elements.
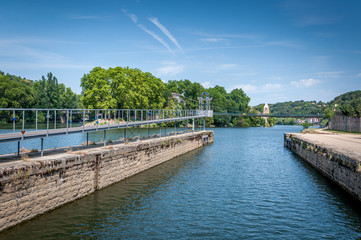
<box><xmin>284</xmin><ymin>133</ymin><xmax>361</xmax><ymax>201</ymax></box>
<box><xmin>0</xmin><ymin>131</ymin><xmax>214</xmax><ymax>232</ymax></box>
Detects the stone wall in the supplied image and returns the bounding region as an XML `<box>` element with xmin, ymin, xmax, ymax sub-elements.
<box><xmin>284</xmin><ymin>133</ymin><xmax>361</xmax><ymax>201</ymax></box>
<box><xmin>329</xmin><ymin>112</ymin><xmax>361</xmax><ymax>133</ymax></box>
<box><xmin>0</xmin><ymin>131</ymin><xmax>213</xmax><ymax>232</ymax></box>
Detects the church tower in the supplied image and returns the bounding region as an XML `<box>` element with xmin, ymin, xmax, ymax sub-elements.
<box><xmin>263</xmin><ymin>102</ymin><xmax>270</xmax><ymax>114</ymax></box>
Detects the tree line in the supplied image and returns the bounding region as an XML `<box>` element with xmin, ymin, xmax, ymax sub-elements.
<box><xmin>3</xmin><ymin>67</ymin><xmax>358</xmax><ymax>127</ymax></box>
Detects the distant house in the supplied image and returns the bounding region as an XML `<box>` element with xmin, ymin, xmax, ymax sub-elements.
<box><xmin>307</xmin><ymin>118</ymin><xmax>320</xmax><ymax>124</ymax></box>
<box><xmin>295</xmin><ymin>119</ymin><xmax>305</xmax><ymax>124</ymax></box>
<box><xmin>171</xmin><ymin>92</ymin><xmax>185</xmax><ymax>105</ymax></box>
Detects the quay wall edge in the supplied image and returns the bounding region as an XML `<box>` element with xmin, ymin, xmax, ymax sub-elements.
<box><xmin>284</xmin><ymin>133</ymin><xmax>361</xmax><ymax>201</ymax></box>
<box><xmin>0</xmin><ymin>131</ymin><xmax>213</xmax><ymax>232</ymax></box>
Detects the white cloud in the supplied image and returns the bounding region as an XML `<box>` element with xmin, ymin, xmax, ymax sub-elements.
<box><xmin>156</xmin><ymin>62</ymin><xmax>183</xmax><ymax>76</ymax></box>
<box><xmin>291</xmin><ymin>78</ymin><xmax>321</xmax><ymax>87</ymax></box>
<box><xmin>261</xmin><ymin>83</ymin><xmax>283</xmax><ymax>91</ymax></box>
<box><xmin>233</xmin><ymin>84</ymin><xmax>258</xmax><ymax>92</ymax></box>
<box><xmin>201</xmin><ymin>81</ymin><xmax>212</xmax><ymax>88</ymax></box>
<box><xmin>149</xmin><ymin>17</ymin><xmax>182</xmax><ymax>51</ymax></box>
<box><xmin>218</xmin><ymin>64</ymin><xmax>238</xmax><ymax>69</ymax></box>
<box><xmin>357</xmin><ymin>73</ymin><xmax>361</xmax><ymax>77</ymax></box>
<box><xmin>230</xmin><ymin>83</ymin><xmax>283</xmax><ymax>93</ymax></box>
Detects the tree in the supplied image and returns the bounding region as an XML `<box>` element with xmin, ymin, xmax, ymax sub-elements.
<box><xmin>302</xmin><ymin>121</ymin><xmax>311</xmax><ymax>129</ymax></box>
<box><xmin>81</xmin><ymin>67</ymin><xmax>116</xmax><ymax>109</ymax></box>
<box><xmin>324</xmin><ymin>107</ymin><xmax>335</xmax><ymax>120</ymax></box>
<box><xmin>229</xmin><ymin>88</ymin><xmax>250</xmax><ymax>112</ymax></box>
<box><xmin>81</xmin><ymin>67</ymin><xmax>166</xmax><ymax>109</ymax></box>
<box><xmin>340</xmin><ymin>104</ymin><xmax>355</xmax><ymax>117</ymax></box>
<box><xmin>0</xmin><ymin>75</ymin><xmax>34</xmax><ymax>109</ymax></box>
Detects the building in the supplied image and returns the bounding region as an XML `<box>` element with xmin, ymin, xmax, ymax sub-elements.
<box><xmin>171</xmin><ymin>92</ymin><xmax>185</xmax><ymax>105</ymax></box>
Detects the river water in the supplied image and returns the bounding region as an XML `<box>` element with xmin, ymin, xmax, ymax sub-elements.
<box><xmin>1</xmin><ymin>126</ymin><xmax>361</xmax><ymax>239</ymax></box>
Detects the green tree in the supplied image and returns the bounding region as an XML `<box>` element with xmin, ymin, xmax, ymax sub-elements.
<box><xmin>324</xmin><ymin>107</ymin><xmax>335</xmax><ymax>120</ymax></box>
<box><xmin>0</xmin><ymin>75</ymin><xmax>34</xmax><ymax>109</ymax></box>
<box><xmin>81</xmin><ymin>67</ymin><xmax>165</xmax><ymax>109</ymax></box>
<box><xmin>81</xmin><ymin>67</ymin><xmax>116</xmax><ymax>109</ymax></box>
<box><xmin>302</xmin><ymin>121</ymin><xmax>311</xmax><ymax>129</ymax></box>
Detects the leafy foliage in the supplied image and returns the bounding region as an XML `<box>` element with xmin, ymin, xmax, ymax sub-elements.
<box><xmin>81</xmin><ymin>67</ymin><xmax>165</xmax><ymax>109</ymax></box>
<box><xmin>0</xmin><ymin>74</ymin><xmax>34</xmax><ymax>109</ymax></box>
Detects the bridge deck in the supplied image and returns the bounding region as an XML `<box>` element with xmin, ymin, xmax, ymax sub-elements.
<box><xmin>214</xmin><ymin>112</ymin><xmax>324</xmax><ymax>118</ymax></box>
<box><xmin>0</xmin><ymin>116</ymin><xmax>200</xmax><ymax>143</ymax></box>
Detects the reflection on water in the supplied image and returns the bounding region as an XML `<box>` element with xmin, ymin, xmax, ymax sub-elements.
<box><xmin>1</xmin><ymin>126</ymin><xmax>361</xmax><ymax>239</ymax></box>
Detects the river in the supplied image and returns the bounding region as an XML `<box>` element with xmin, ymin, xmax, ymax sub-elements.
<box><xmin>1</xmin><ymin>126</ymin><xmax>361</xmax><ymax>239</ymax></box>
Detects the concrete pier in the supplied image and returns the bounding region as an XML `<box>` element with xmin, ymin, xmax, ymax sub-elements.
<box><xmin>0</xmin><ymin>131</ymin><xmax>213</xmax><ymax>232</ymax></box>
<box><xmin>284</xmin><ymin>130</ymin><xmax>361</xmax><ymax>201</ymax></box>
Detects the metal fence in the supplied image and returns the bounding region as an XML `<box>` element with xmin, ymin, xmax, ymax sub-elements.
<box><xmin>0</xmin><ymin>108</ymin><xmax>213</xmax><ymax>157</ymax></box>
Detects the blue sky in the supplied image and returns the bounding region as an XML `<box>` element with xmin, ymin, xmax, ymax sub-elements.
<box><xmin>1</xmin><ymin>0</ymin><xmax>360</xmax><ymax>105</ymax></box>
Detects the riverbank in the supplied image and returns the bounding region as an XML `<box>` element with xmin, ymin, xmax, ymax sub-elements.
<box><xmin>284</xmin><ymin>129</ymin><xmax>361</xmax><ymax>201</ymax></box>
<box><xmin>0</xmin><ymin>130</ymin><xmax>213</xmax><ymax>232</ymax></box>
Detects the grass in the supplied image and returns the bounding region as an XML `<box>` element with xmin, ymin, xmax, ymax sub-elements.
<box><xmin>30</xmin><ymin>149</ymin><xmax>39</xmax><ymax>153</ymax></box>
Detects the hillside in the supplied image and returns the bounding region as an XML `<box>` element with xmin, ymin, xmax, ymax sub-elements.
<box><xmin>253</xmin><ymin>90</ymin><xmax>361</xmax><ymax>116</ymax></box>
<box><xmin>254</xmin><ymin>100</ymin><xmax>327</xmax><ymax>115</ymax></box>
<box><xmin>329</xmin><ymin>90</ymin><xmax>361</xmax><ymax>107</ymax></box>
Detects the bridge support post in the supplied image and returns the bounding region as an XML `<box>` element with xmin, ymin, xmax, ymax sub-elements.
<box><xmin>40</xmin><ymin>138</ymin><xmax>44</xmax><ymax>157</ymax></box>
<box><xmin>148</xmin><ymin>123</ymin><xmax>150</xmax><ymax>138</ymax></box>
<box><xmin>103</xmin><ymin>130</ymin><xmax>106</xmax><ymax>147</ymax></box>
<box><xmin>159</xmin><ymin>123</ymin><xmax>161</xmax><ymax>137</ymax></box>
<box><xmin>175</xmin><ymin>121</ymin><xmax>177</xmax><ymax>135</ymax></box>
<box><xmin>192</xmin><ymin>118</ymin><xmax>195</xmax><ymax>132</ymax></box>
<box><xmin>17</xmin><ymin>141</ymin><xmax>20</xmax><ymax>156</ymax></box>
<box><xmin>124</xmin><ymin>128</ymin><xmax>126</xmax><ymax>141</ymax></box>
<box><xmin>203</xmin><ymin>117</ymin><xmax>205</xmax><ymax>131</ymax></box>
<box><xmin>137</xmin><ymin>126</ymin><xmax>140</xmax><ymax>140</ymax></box>
<box><xmin>86</xmin><ymin>132</ymin><xmax>89</xmax><ymax>146</ymax></box>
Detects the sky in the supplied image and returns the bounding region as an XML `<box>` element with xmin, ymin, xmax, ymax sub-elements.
<box><xmin>0</xmin><ymin>0</ymin><xmax>360</xmax><ymax>105</ymax></box>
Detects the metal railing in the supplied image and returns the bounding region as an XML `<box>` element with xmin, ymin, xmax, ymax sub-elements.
<box><xmin>0</xmin><ymin>108</ymin><xmax>212</xmax><ymax>133</ymax></box>
<box><xmin>0</xmin><ymin>108</ymin><xmax>213</xmax><ymax>156</ymax></box>
<box><xmin>214</xmin><ymin>112</ymin><xmax>323</xmax><ymax>118</ymax></box>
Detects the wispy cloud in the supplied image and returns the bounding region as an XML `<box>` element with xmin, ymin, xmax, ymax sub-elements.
<box><xmin>231</xmin><ymin>83</ymin><xmax>283</xmax><ymax>93</ymax></box>
<box><xmin>1</xmin><ymin>61</ymin><xmax>91</xmax><ymax>69</ymax></box>
<box><xmin>315</xmin><ymin>71</ymin><xmax>343</xmax><ymax>78</ymax></box>
<box><xmin>200</xmin><ymin>38</ymin><xmax>227</xmax><ymax>43</ymax></box>
<box><xmin>297</xmin><ymin>16</ymin><xmax>342</xmax><ymax>27</ymax></box>
<box><xmin>265</xmin><ymin>40</ymin><xmax>302</xmax><ymax>48</ymax></box>
<box><xmin>156</xmin><ymin>62</ymin><xmax>183</xmax><ymax>77</ymax></box>
<box><xmin>121</xmin><ymin>9</ymin><xmax>137</xmax><ymax>23</ymax></box>
<box><xmin>122</xmin><ymin>10</ymin><xmax>175</xmax><ymax>54</ymax></box>
<box><xmin>291</xmin><ymin>78</ymin><xmax>321</xmax><ymax>87</ymax></box>
<box><xmin>219</xmin><ymin>64</ymin><xmax>238</xmax><ymax>69</ymax></box>
<box><xmin>357</xmin><ymin>73</ymin><xmax>361</xmax><ymax>77</ymax></box>
<box><xmin>149</xmin><ymin>17</ymin><xmax>182</xmax><ymax>51</ymax></box>
<box><xmin>137</xmin><ymin>24</ymin><xmax>174</xmax><ymax>54</ymax></box>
